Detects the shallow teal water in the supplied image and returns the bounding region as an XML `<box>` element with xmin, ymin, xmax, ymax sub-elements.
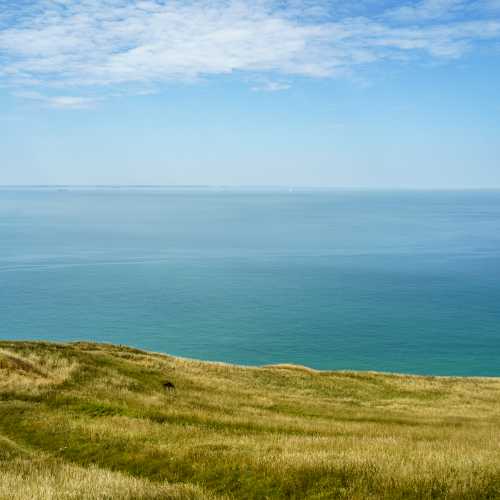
<box><xmin>1</xmin><ymin>188</ymin><xmax>500</xmax><ymax>375</ymax></box>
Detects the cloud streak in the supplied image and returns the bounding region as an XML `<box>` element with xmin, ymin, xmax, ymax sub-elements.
<box><xmin>0</xmin><ymin>0</ymin><xmax>499</xmax><ymax>102</ymax></box>
<box><xmin>384</xmin><ymin>0</ymin><xmax>468</xmax><ymax>22</ymax></box>
<box><xmin>13</xmin><ymin>90</ymin><xmax>99</xmax><ymax>109</ymax></box>
<box><xmin>251</xmin><ymin>81</ymin><xmax>291</xmax><ymax>92</ymax></box>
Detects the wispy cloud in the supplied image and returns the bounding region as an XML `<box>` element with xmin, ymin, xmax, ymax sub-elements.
<box><xmin>13</xmin><ymin>90</ymin><xmax>99</xmax><ymax>109</ymax></box>
<box><xmin>483</xmin><ymin>0</ymin><xmax>500</xmax><ymax>11</ymax></box>
<box><xmin>251</xmin><ymin>80</ymin><xmax>291</xmax><ymax>92</ymax></box>
<box><xmin>384</xmin><ymin>0</ymin><xmax>467</xmax><ymax>23</ymax></box>
<box><xmin>0</xmin><ymin>0</ymin><xmax>499</xmax><ymax>104</ymax></box>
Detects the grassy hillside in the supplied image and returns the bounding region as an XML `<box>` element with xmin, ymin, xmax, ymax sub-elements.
<box><xmin>1</xmin><ymin>341</ymin><xmax>500</xmax><ymax>499</ymax></box>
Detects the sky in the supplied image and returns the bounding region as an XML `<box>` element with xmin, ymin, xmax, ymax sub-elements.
<box><xmin>1</xmin><ymin>0</ymin><xmax>500</xmax><ymax>188</ymax></box>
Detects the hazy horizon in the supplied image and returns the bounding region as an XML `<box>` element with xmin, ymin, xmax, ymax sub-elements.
<box><xmin>2</xmin><ymin>184</ymin><xmax>500</xmax><ymax>191</ymax></box>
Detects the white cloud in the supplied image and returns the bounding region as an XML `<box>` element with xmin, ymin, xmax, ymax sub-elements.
<box><xmin>251</xmin><ymin>80</ymin><xmax>291</xmax><ymax>92</ymax></box>
<box><xmin>0</xmin><ymin>0</ymin><xmax>499</xmax><ymax>104</ymax></box>
<box><xmin>13</xmin><ymin>90</ymin><xmax>98</xmax><ymax>109</ymax></box>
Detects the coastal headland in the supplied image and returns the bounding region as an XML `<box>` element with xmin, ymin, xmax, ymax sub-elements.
<box><xmin>1</xmin><ymin>341</ymin><xmax>499</xmax><ymax>499</ymax></box>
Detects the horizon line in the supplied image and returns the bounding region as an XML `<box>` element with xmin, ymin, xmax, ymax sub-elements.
<box><xmin>1</xmin><ymin>184</ymin><xmax>500</xmax><ymax>192</ymax></box>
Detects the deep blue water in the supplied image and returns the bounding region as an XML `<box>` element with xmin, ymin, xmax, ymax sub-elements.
<box><xmin>1</xmin><ymin>188</ymin><xmax>500</xmax><ymax>376</ymax></box>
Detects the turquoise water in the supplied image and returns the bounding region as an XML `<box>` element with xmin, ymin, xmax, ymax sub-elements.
<box><xmin>1</xmin><ymin>188</ymin><xmax>500</xmax><ymax>376</ymax></box>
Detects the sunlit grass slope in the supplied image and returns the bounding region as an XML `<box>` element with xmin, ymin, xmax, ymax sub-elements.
<box><xmin>1</xmin><ymin>341</ymin><xmax>500</xmax><ymax>499</ymax></box>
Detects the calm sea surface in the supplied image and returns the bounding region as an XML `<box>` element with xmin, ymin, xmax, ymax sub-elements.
<box><xmin>1</xmin><ymin>188</ymin><xmax>500</xmax><ymax>375</ymax></box>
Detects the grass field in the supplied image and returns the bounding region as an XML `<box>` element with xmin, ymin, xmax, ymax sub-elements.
<box><xmin>1</xmin><ymin>341</ymin><xmax>500</xmax><ymax>499</ymax></box>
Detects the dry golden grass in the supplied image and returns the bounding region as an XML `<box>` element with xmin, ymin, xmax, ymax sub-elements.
<box><xmin>0</xmin><ymin>347</ymin><xmax>78</xmax><ymax>393</ymax></box>
<box><xmin>1</xmin><ymin>341</ymin><xmax>500</xmax><ymax>499</ymax></box>
<box><xmin>0</xmin><ymin>457</ymin><xmax>208</xmax><ymax>500</ymax></box>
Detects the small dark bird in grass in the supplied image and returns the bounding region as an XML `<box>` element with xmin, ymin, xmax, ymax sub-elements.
<box><xmin>163</xmin><ymin>380</ymin><xmax>175</xmax><ymax>390</ymax></box>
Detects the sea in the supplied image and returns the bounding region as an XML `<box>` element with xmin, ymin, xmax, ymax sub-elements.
<box><xmin>1</xmin><ymin>187</ymin><xmax>499</xmax><ymax>376</ymax></box>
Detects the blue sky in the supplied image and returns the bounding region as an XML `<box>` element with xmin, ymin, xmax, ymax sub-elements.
<box><xmin>1</xmin><ymin>0</ymin><xmax>500</xmax><ymax>187</ymax></box>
